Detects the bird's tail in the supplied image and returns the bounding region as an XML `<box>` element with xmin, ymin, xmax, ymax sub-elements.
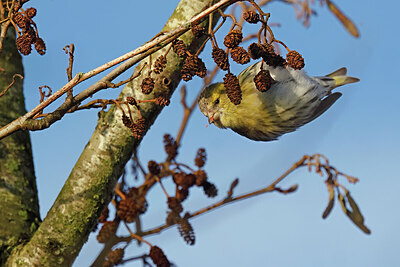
<box><xmin>326</xmin><ymin>67</ymin><xmax>360</xmax><ymax>90</ymax></box>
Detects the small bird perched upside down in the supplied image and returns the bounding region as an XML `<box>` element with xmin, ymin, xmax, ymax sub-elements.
<box><xmin>198</xmin><ymin>61</ymin><xmax>359</xmax><ymax>141</ymax></box>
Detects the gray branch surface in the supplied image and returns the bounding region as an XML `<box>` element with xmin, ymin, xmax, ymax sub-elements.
<box><xmin>7</xmin><ymin>0</ymin><xmax>222</xmax><ymax>265</ymax></box>
<box><xmin>0</xmin><ymin>29</ymin><xmax>40</xmax><ymax>264</ymax></box>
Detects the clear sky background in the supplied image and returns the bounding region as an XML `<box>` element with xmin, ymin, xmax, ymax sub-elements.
<box><xmin>20</xmin><ymin>0</ymin><xmax>400</xmax><ymax>266</ymax></box>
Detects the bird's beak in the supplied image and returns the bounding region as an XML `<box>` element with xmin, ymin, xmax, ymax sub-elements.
<box><xmin>208</xmin><ymin>113</ymin><xmax>215</xmax><ymax>124</ymax></box>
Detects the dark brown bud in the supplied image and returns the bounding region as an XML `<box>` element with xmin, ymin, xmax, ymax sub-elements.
<box><xmin>163</xmin><ymin>134</ymin><xmax>178</xmax><ymax>161</ymax></box>
<box><xmin>107</xmin><ymin>248</ymin><xmax>124</xmax><ymax>265</ymax></box>
<box><xmin>148</xmin><ymin>160</ymin><xmax>160</xmax><ymax>175</ymax></box>
<box><xmin>172</xmin><ymin>171</ymin><xmax>186</xmax><ymax>186</ymax></box>
<box><xmin>194</xmin><ymin>170</ymin><xmax>207</xmax><ymax>186</ymax></box>
<box><xmin>212</xmin><ymin>47</ymin><xmax>229</xmax><ymax>71</ymax></box>
<box><xmin>141</xmin><ymin>76</ymin><xmax>155</xmax><ymax>94</ymax></box>
<box><xmin>149</xmin><ymin>246</ymin><xmax>171</xmax><ymax>267</ymax></box>
<box><xmin>286</xmin><ymin>50</ymin><xmax>305</xmax><ymax>70</ymax></box>
<box><xmin>126</xmin><ymin>96</ymin><xmax>138</xmax><ymax>106</ymax></box>
<box><xmin>166</xmin><ymin>211</ymin><xmax>178</xmax><ymax>225</ymax></box>
<box><xmin>117</xmin><ymin>198</ymin><xmax>139</xmax><ymax>223</ymax></box>
<box><xmin>243</xmin><ymin>10</ymin><xmax>260</xmax><ymax>24</ymax></box>
<box><xmin>230</xmin><ymin>46</ymin><xmax>250</xmax><ymax>65</ymax></box>
<box><xmin>194</xmin><ymin>148</ymin><xmax>206</xmax><ymax>168</ymax></box>
<box><xmin>203</xmin><ymin>181</ymin><xmax>218</xmax><ymax>198</ymax></box>
<box><xmin>172</xmin><ymin>39</ymin><xmax>187</xmax><ymax>58</ymax></box>
<box><xmin>224</xmin><ymin>29</ymin><xmax>243</xmax><ymax>48</ymax></box>
<box><xmin>168</xmin><ymin>197</ymin><xmax>183</xmax><ymax>214</ymax></box>
<box><xmin>254</xmin><ymin>70</ymin><xmax>275</xmax><ymax>92</ymax></box>
<box><xmin>153</xmin><ymin>55</ymin><xmax>167</xmax><ymax>74</ymax></box>
<box><xmin>223</xmin><ymin>73</ymin><xmax>242</xmax><ymax>105</ymax></box>
<box><xmin>97</xmin><ymin>221</ymin><xmax>118</xmax><ymax>243</ymax></box>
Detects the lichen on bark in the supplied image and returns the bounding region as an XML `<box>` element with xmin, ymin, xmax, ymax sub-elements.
<box><xmin>0</xmin><ymin>28</ymin><xmax>40</xmax><ymax>265</ymax></box>
<box><xmin>6</xmin><ymin>0</ymin><xmax>223</xmax><ymax>266</ymax></box>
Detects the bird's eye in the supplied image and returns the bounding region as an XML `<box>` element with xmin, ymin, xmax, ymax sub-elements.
<box><xmin>214</xmin><ymin>98</ymin><xmax>220</xmax><ymax>105</ymax></box>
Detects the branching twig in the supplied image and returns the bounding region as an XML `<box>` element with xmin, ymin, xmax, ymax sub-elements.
<box><xmin>0</xmin><ymin>0</ymin><xmax>239</xmax><ymax>139</ymax></box>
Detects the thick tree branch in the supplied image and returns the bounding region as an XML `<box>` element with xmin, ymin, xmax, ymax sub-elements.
<box><xmin>0</xmin><ymin>0</ymin><xmax>237</xmax><ymax>140</ymax></box>
<box><xmin>0</xmin><ymin>28</ymin><xmax>40</xmax><ymax>265</ymax></box>
<box><xmin>6</xmin><ymin>0</ymin><xmax>230</xmax><ymax>265</ymax></box>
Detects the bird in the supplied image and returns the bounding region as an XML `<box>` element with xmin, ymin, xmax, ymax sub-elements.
<box><xmin>198</xmin><ymin>61</ymin><xmax>359</xmax><ymax>141</ymax></box>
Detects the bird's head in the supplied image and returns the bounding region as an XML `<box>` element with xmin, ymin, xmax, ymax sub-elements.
<box><xmin>198</xmin><ymin>83</ymin><xmax>232</xmax><ymax>129</ymax></box>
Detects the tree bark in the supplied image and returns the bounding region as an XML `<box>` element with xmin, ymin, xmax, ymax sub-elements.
<box><xmin>7</xmin><ymin>0</ymin><xmax>221</xmax><ymax>265</ymax></box>
<box><xmin>0</xmin><ymin>28</ymin><xmax>40</xmax><ymax>265</ymax></box>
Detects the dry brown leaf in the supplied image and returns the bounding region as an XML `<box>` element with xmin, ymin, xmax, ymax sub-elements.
<box><xmin>326</xmin><ymin>0</ymin><xmax>359</xmax><ymax>37</ymax></box>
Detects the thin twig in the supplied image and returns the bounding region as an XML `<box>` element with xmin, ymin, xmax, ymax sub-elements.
<box><xmin>0</xmin><ymin>0</ymin><xmax>239</xmax><ymax>140</ymax></box>
<box><xmin>0</xmin><ymin>73</ymin><xmax>23</xmax><ymax>97</ymax></box>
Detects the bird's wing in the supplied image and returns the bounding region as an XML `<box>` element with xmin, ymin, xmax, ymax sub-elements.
<box><xmin>308</xmin><ymin>92</ymin><xmax>342</xmax><ymax>122</ymax></box>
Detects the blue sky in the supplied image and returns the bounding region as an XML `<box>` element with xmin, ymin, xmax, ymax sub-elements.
<box><xmin>20</xmin><ymin>0</ymin><xmax>400</xmax><ymax>266</ymax></box>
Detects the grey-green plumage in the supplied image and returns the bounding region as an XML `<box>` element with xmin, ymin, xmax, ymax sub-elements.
<box><xmin>198</xmin><ymin>62</ymin><xmax>359</xmax><ymax>141</ymax></box>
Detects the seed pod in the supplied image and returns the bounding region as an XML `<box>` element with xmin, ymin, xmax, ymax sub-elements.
<box><xmin>224</xmin><ymin>29</ymin><xmax>243</xmax><ymax>48</ymax></box>
<box><xmin>168</xmin><ymin>197</ymin><xmax>183</xmax><ymax>214</ymax></box>
<box><xmin>163</xmin><ymin>134</ymin><xmax>178</xmax><ymax>161</ymax></box>
<box><xmin>141</xmin><ymin>76</ymin><xmax>155</xmax><ymax>94</ymax></box>
<box><xmin>243</xmin><ymin>10</ymin><xmax>260</xmax><ymax>24</ymax></box>
<box><xmin>177</xmin><ymin>215</ymin><xmax>195</xmax><ymax>245</ymax></box>
<box><xmin>194</xmin><ymin>148</ymin><xmax>206</xmax><ymax>167</ymax></box>
<box><xmin>148</xmin><ymin>160</ymin><xmax>160</xmax><ymax>175</ymax></box>
<box><xmin>149</xmin><ymin>246</ymin><xmax>171</xmax><ymax>267</ymax></box>
<box><xmin>254</xmin><ymin>70</ymin><xmax>275</xmax><ymax>92</ymax></box>
<box><xmin>16</xmin><ymin>35</ymin><xmax>32</xmax><ymax>55</ymax></box>
<box><xmin>153</xmin><ymin>55</ymin><xmax>167</xmax><ymax>74</ymax></box>
<box><xmin>106</xmin><ymin>248</ymin><xmax>124</xmax><ymax>265</ymax></box>
<box><xmin>248</xmin><ymin>43</ymin><xmax>264</xmax><ymax>60</ymax></box>
<box><xmin>131</xmin><ymin>117</ymin><xmax>147</xmax><ymax>140</ymax></box>
<box><xmin>13</xmin><ymin>12</ymin><xmax>28</xmax><ymax>28</ymax></box>
<box><xmin>172</xmin><ymin>39</ymin><xmax>187</xmax><ymax>58</ymax></box>
<box><xmin>194</xmin><ymin>170</ymin><xmax>208</xmax><ymax>186</ymax></box>
<box><xmin>26</xmin><ymin>7</ymin><xmax>37</xmax><ymax>18</ymax></box>
<box><xmin>212</xmin><ymin>47</ymin><xmax>229</xmax><ymax>71</ymax></box>
<box><xmin>286</xmin><ymin>50</ymin><xmax>305</xmax><ymax>70</ymax></box>
<box><xmin>203</xmin><ymin>181</ymin><xmax>218</xmax><ymax>198</ymax></box>
<box><xmin>97</xmin><ymin>221</ymin><xmax>118</xmax><ymax>243</ymax></box>
<box><xmin>34</xmin><ymin>37</ymin><xmax>46</xmax><ymax>55</ymax></box>
<box><xmin>176</xmin><ymin>187</ymin><xmax>189</xmax><ymax>202</ymax></box>
<box><xmin>223</xmin><ymin>73</ymin><xmax>242</xmax><ymax>105</ymax></box>
<box><xmin>121</xmin><ymin>114</ymin><xmax>132</xmax><ymax>129</ymax></box>
<box><xmin>230</xmin><ymin>46</ymin><xmax>250</xmax><ymax>64</ymax></box>
<box><xmin>154</xmin><ymin>96</ymin><xmax>170</xmax><ymax>106</ymax></box>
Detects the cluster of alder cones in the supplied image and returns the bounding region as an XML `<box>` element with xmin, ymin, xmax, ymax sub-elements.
<box><xmin>96</xmin><ymin>136</ymin><xmax>217</xmax><ymax>266</ymax></box>
<box><xmin>167</xmin><ymin>10</ymin><xmax>305</xmax><ymax>106</ymax></box>
<box><xmin>12</xmin><ymin>6</ymin><xmax>46</xmax><ymax>55</ymax></box>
